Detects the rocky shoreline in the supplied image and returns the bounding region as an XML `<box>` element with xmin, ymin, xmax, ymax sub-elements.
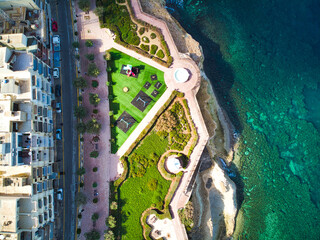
<box><xmin>138</xmin><ymin>0</ymin><xmax>239</xmax><ymax>239</ymax></box>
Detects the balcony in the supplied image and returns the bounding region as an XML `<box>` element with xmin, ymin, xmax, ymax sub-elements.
<box><xmin>18</xmin><ymin>150</ymin><xmax>31</xmax><ymax>165</ymax></box>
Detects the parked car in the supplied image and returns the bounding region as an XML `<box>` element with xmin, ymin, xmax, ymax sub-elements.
<box><xmin>56</xmin><ymin>102</ymin><xmax>61</xmax><ymax>113</ymax></box>
<box><xmin>57</xmin><ymin>188</ymin><xmax>63</xmax><ymax>200</ymax></box>
<box><xmin>56</xmin><ymin>129</ymin><xmax>62</xmax><ymax>140</ymax></box>
<box><xmin>53</xmin><ymin>68</ymin><xmax>59</xmax><ymax>78</ymax></box>
<box><xmin>52</xmin><ymin>20</ymin><xmax>58</xmax><ymax>32</ymax></box>
<box><xmin>55</xmin><ymin>84</ymin><xmax>61</xmax><ymax>97</ymax></box>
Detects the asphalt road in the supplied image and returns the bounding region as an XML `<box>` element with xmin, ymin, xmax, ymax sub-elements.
<box><xmin>50</xmin><ymin>0</ymin><xmax>78</xmax><ymax>239</ymax></box>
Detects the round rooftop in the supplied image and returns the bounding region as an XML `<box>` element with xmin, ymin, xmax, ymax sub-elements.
<box><xmin>166</xmin><ymin>156</ymin><xmax>182</xmax><ymax>174</ymax></box>
<box><xmin>174</xmin><ymin>68</ymin><xmax>190</xmax><ymax>83</ymax></box>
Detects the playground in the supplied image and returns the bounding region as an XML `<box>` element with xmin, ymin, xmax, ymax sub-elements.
<box><xmin>108</xmin><ymin>49</ymin><xmax>166</xmax><ymax>153</ymax></box>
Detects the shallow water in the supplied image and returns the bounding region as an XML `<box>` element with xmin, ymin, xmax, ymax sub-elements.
<box><xmin>166</xmin><ymin>0</ymin><xmax>320</xmax><ymax>239</ymax></box>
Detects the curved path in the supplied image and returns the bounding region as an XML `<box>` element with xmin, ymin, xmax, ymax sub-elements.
<box><xmin>75</xmin><ymin>0</ymin><xmax>209</xmax><ymax>239</ymax></box>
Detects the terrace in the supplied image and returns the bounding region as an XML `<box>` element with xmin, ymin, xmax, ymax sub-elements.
<box><xmin>108</xmin><ymin>49</ymin><xmax>167</xmax><ymax>153</ymax></box>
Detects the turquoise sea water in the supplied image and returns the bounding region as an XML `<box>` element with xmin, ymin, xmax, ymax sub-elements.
<box><xmin>166</xmin><ymin>0</ymin><xmax>320</xmax><ymax>239</ymax></box>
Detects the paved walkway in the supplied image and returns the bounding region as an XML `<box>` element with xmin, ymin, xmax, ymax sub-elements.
<box><xmin>75</xmin><ymin>0</ymin><xmax>209</xmax><ymax>239</ymax></box>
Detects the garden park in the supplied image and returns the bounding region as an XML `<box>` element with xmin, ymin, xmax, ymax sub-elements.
<box><xmin>109</xmin><ymin>91</ymin><xmax>199</xmax><ymax>239</ymax></box>
<box><xmin>106</xmin><ymin>49</ymin><xmax>167</xmax><ymax>153</ymax></box>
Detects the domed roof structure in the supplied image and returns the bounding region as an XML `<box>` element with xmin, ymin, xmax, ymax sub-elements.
<box><xmin>174</xmin><ymin>68</ymin><xmax>190</xmax><ymax>83</ymax></box>
<box><xmin>166</xmin><ymin>156</ymin><xmax>182</xmax><ymax>174</ymax></box>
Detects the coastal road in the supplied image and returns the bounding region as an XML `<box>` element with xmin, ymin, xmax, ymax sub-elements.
<box><xmin>50</xmin><ymin>0</ymin><xmax>78</xmax><ymax>239</ymax></box>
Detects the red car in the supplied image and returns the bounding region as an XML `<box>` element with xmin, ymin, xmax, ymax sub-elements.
<box><xmin>52</xmin><ymin>20</ymin><xmax>58</xmax><ymax>32</ymax></box>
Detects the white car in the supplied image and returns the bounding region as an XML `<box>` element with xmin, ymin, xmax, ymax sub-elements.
<box><xmin>56</xmin><ymin>102</ymin><xmax>61</xmax><ymax>113</ymax></box>
<box><xmin>57</xmin><ymin>188</ymin><xmax>63</xmax><ymax>201</ymax></box>
<box><xmin>53</xmin><ymin>68</ymin><xmax>59</xmax><ymax>78</ymax></box>
<box><xmin>52</xmin><ymin>35</ymin><xmax>60</xmax><ymax>44</ymax></box>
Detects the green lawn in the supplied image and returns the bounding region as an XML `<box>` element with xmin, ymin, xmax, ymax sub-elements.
<box><xmin>120</xmin><ymin>166</ymin><xmax>170</xmax><ymax>240</ymax></box>
<box><xmin>108</xmin><ymin>49</ymin><xmax>167</xmax><ymax>153</ymax></box>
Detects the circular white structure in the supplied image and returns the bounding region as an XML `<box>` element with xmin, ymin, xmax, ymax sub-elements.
<box><xmin>174</xmin><ymin>68</ymin><xmax>190</xmax><ymax>83</ymax></box>
<box><xmin>166</xmin><ymin>156</ymin><xmax>182</xmax><ymax>174</ymax></box>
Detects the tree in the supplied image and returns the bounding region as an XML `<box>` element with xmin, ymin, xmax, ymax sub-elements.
<box><xmin>89</xmin><ymin>93</ymin><xmax>101</xmax><ymax>106</ymax></box>
<box><xmin>106</xmin><ymin>215</ymin><xmax>116</xmax><ymax>228</ymax></box>
<box><xmin>78</xmin><ymin>0</ymin><xmax>90</xmax><ymax>12</ymax></box>
<box><xmin>88</xmin><ymin>63</ymin><xmax>100</xmax><ymax>77</ymax></box>
<box><xmin>76</xmin><ymin>122</ymin><xmax>87</xmax><ymax>134</ymax></box>
<box><xmin>104</xmin><ymin>51</ymin><xmax>111</xmax><ymax>61</ymax></box>
<box><xmin>110</xmin><ymin>201</ymin><xmax>118</xmax><ymax>210</ymax></box>
<box><xmin>84</xmin><ymin>230</ymin><xmax>100</xmax><ymax>240</ymax></box>
<box><xmin>73</xmin><ymin>77</ymin><xmax>87</xmax><ymax>88</ymax></box>
<box><xmin>77</xmin><ymin>167</ymin><xmax>86</xmax><ymax>175</ymax></box>
<box><xmin>94</xmin><ymin>6</ymin><xmax>105</xmax><ymax>17</ymax></box>
<box><xmin>85</xmin><ymin>40</ymin><xmax>93</xmax><ymax>47</ymax></box>
<box><xmin>76</xmin><ymin>192</ymin><xmax>87</xmax><ymax>206</ymax></box>
<box><xmin>90</xmin><ymin>151</ymin><xmax>99</xmax><ymax>158</ymax></box>
<box><xmin>91</xmin><ymin>213</ymin><xmax>99</xmax><ymax>221</ymax></box>
<box><xmin>72</xmin><ymin>41</ymin><xmax>80</xmax><ymax>48</ymax></box>
<box><xmin>86</xmin><ymin>54</ymin><xmax>95</xmax><ymax>61</ymax></box>
<box><xmin>86</xmin><ymin>118</ymin><xmax>101</xmax><ymax>134</ymax></box>
<box><xmin>74</xmin><ymin>106</ymin><xmax>87</xmax><ymax>119</ymax></box>
<box><xmin>104</xmin><ymin>231</ymin><xmax>115</xmax><ymax>240</ymax></box>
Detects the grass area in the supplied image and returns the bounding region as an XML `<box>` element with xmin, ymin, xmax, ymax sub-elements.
<box><xmin>108</xmin><ymin>49</ymin><xmax>166</xmax><ymax>153</ymax></box>
<box><xmin>135</xmin><ymin>132</ymin><xmax>168</xmax><ymax>157</ymax></box>
<box><xmin>119</xmin><ymin>166</ymin><xmax>171</xmax><ymax>240</ymax></box>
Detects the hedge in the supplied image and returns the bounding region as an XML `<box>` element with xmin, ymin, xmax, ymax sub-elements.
<box><xmin>150</xmin><ymin>45</ymin><xmax>158</xmax><ymax>55</ymax></box>
<box><xmin>140</xmin><ymin>44</ymin><xmax>150</xmax><ymax>52</ymax></box>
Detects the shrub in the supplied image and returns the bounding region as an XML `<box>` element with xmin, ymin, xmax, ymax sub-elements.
<box><xmin>75</xmin><ymin>54</ymin><xmax>80</xmax><ymax>60</ymax></box>
<box><xmin>93</xmin><ymin>136</ymin><xmax>99</xmax><ymax>142</ymax></box>
<box><xmin>86</xmin><ymin>54</ymin><xmax>95</xmax><ymax>61</ymax></box>
<box><xmin>91</xmin><ymin>80</ymin><xmax>99</xmax><ymax>88</ymax></box>
<box><xmin>142</xmin><ymin>36</ymin><xmax>149</xmax><ymax>43</ymax></box>
<box><xmin>156</xmin><ymin>49</ymin><xmax>165</xmax><ymax>59</ymax></box>
<box><xmin>150</xmin><ymin>33</ymin><xmax>156</xmax><ymax>39</ymax></box>
<box><xmin>80</xmin><ymin>182</ymin><xmax>84</xmax><ymax>188</ymax></box>
<box><xmin>78</xmin><ymin>213</ymin><xmax>82</xmax><ymax>219</ymax></box>
<box><xmin>150</xmin><ymin>44</ymin><xmax>158</xmax><ymax>55</ymax></box>
<box><xmin>106</xmin><ymin>215</ymin><xmax>116</xmax><ymax>228</ymax></box>
<box><xmin>91</xmin><ymin>213</ymin><xmax>99</xmax><ymax>221</ymax></box>
<box><xmin>90</xmin><ymin>151</ymin><xmax>99</xmax><ymax>158</ymax></box>
<box><xmin>88</xmin><ymin>63</ymin><xmax>100</xmax><ymax>77</ymax></box>
<box><xmin>110</xmin><ymin>201</ymin><xmax>118</xmax><ymax>210</ymax></box>
<box><xmin>92</xmin><ymin>182</ymin><xmax>98</xmax><ymax>188</ymax></box>
<box><xmin>89</xmin><ymin>93</ymin><xmax>100</xmax><ymax>106</ymax></box>
<box><xmin>85</xmin><ymin>40</ymin><xmax>93</xmax><ymax>47</ymax></box>
<box><xmin>73</xmin><ymin>77</ymin><xmax>87</xmax><ymax>88</ymax></box>
<box><xmin>140</xmin><ymin>44</ymin><xmax>149</xmax><ymax>52</ymax></box>
<box><xmin>80</xmin><ymin>137</ymin><xmax>84</xmax><ymax>142</ymax></box>
<box><xmin>109</xmin><ymin>111</ymin><xmax>113</xmax><ymax>116</ymax></box>
<box><xmin>93</xmin><ymin>109</ymin><xmax>98</xmax><ymax>114</ymax></box>
<box><xmin>74</xmin><ymin>31</ymin><xmax>78</xmax><ymax>36</ymax></box>
<box><xmin>147</xmin><ymin>178</ymin><xmax>158</xmax><ymax>191</ymax></box>
<box><xmin>72</xmin><ymin>41</ymin><xmax>80</xmax><ymax>48</ymax></box>
<box><xmin>76</xmin><ymin>122</ymin><xmax>87</xmax><ymax>134</ymax></box>
<box><xmin>78</xmin><ymin>96</ymin><xmax>83</xmax><ymax>102</ymax></box>
<box><xmin>77</xmin><ymin>228</ymin><xmax>81</xmax><ymax>234</ymax></box>
<box><xmin>76</xmin><ymin>192</ymin><xmax>87</xmax><ymax>206</ymax></box>
<box><xmin>84</xmin><ymin>230</ymin><xmax>100</xmax><ymax>240</ymax></box>
<box><xmin>93</xmin><ymin>167</ymin><xmax>98</xmax><ymax>172</ymax></box>
<box><xmin>74</xmin><ymin>106</ymin><xmax>87</xmax><ymax>119</ymax></box>
<box><xmin>138</xmin><ymin>27</ymin><xmax>145</xmax><ymax>35</ymax></box>
<box><xmin>93</xmin><ymin>198</ymin><xmax>99</xmax><ymax>203</ymax></box>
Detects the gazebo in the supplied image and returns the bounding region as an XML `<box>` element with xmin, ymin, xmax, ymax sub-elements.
<box><xmin>166</xmin><ymin>156</ymin><xmax>182</xmax><ymax>174</ymax></box>
<box><xmin>174</xmin><ymin>68</ymin><xmax>190</xmax><ymax>83</ymax></box>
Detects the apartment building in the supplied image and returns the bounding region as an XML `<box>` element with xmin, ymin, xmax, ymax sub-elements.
<box><xmin>0</xmin><ymin>36</ymin><xmax>55</xmax><ymax>239</ymax></box>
